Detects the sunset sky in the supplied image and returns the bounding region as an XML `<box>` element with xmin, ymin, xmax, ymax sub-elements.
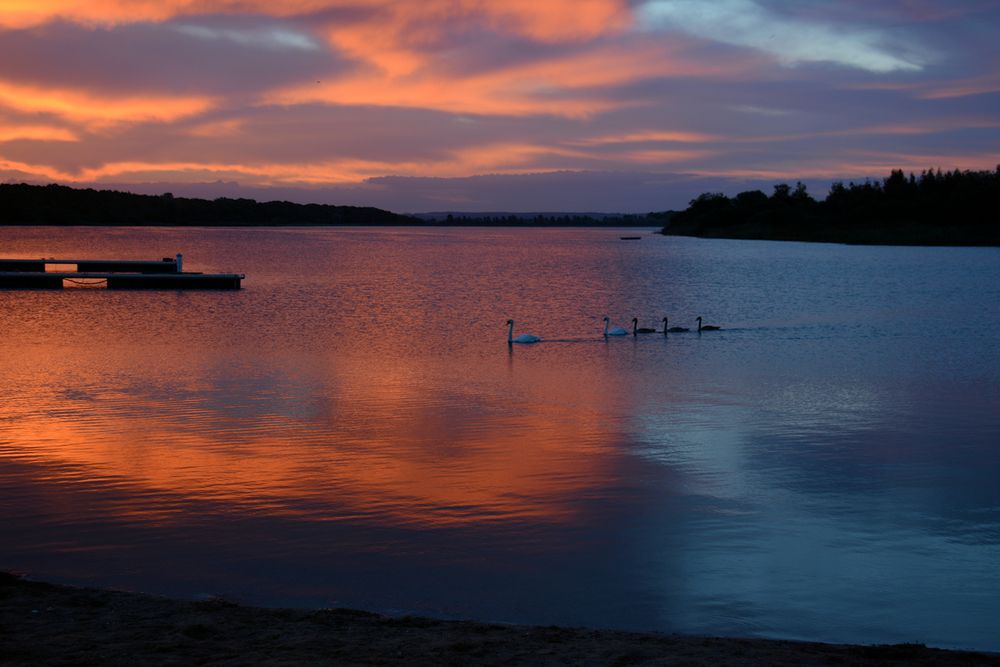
<box><xmin>1</xmin><ymin>0</ymin><xmax>999</xmax><ymax>212</ymax></box>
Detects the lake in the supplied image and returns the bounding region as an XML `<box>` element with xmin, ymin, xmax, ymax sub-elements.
<box><xmin>1</xmin><ymin>226</ymin><xmax>998</xmax><ymax>651</ymax></box>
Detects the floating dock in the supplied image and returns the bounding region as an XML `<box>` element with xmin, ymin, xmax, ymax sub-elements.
<box><xmin>0</xmin><ymin>255</ymin><xmax>244</xmax><ymax>290</ymax></box>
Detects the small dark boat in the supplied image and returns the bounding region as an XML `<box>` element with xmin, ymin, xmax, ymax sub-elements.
<box><xmin>619</xmin><ymin>236</ymin><xmax>642</xmax><ymax>240</ymax></box>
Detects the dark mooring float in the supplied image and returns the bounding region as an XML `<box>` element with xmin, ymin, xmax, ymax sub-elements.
<box><xmin>0</xmin><ymin>254</ymin><xmax>244</xmax><ymax>289</ymax></box>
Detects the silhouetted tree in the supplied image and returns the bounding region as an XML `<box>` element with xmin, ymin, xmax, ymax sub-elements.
<box><xmin>660</xmin><ymin>166</ymin><xmax>1000</xmax><ymax>245</ymax></box>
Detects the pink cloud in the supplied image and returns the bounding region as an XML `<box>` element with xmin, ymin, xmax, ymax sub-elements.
<box><xmin>0</xmin><ymin>1</ymin><xmax>998</xmax><ymax>210</ymax></box>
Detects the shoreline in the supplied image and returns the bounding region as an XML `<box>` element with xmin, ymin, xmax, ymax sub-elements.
<box><xmin>2</xmin><ymin>573</ymin><xmax>997</xmax><ymax>665</ymax></box>
<box><xmin>660</xmin><ymin>229</ymin><xmax>1000</xmax><ymax>248</ymax></box>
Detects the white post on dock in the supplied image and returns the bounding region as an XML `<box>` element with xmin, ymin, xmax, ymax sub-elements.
<box><xmin>175</xmin><ymin>253</ymin><xmax>183</xmax><ymax>273</ymax></box>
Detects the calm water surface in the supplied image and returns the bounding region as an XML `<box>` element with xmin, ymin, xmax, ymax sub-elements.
<box><xmin>1</xmin><ymin>226</ymin><xmax>998</xmax><ymax>650</ymax></box>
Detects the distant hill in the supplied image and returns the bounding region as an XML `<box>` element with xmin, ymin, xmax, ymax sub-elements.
<box><xmin>662</xmin><ymin>167</ymin><xmax>1000</xmax><ymax>246</ymax></box>
<box><xmin>414</xmin><ymin>211</ymin><xmax>633</xmax><ymax>221</ymax></box>
<box><xmin>0</xmin><ymin>183</ymin><xmax>419</xmax><ymax>226</ymax></box>
<box><xmin>413</xmin><ymin>211</ymin><xmax>672</xmax><ymax>226</ymax></box>
<box><xmin>0</xmin><ymin>183</ymin><xmax>674</xmax><ymax>228</ymax></box>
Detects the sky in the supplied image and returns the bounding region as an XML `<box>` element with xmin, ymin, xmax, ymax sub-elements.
<box><xmin>1</xmin><ymin>0</ymin><xmax>999</xmax><ymax>212</ymax></box>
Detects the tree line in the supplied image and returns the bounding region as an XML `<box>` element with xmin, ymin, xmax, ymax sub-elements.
<box><xmin>0</xmin><ymin>183</ymin><xmax>418</xmax><ymax>226</ymax></box>
<box><xmin>437</xmin><ymin>212</ymin><xmax>669</xmax><ymax>226</ymax></box>
<box><xmin>6</xmin><ymin>170</ymin><xmax>997</xmax><ymax>245</ymax></box>
<box><xmin>0</xmin><ymin>183</ymin><xmax>670</xmax><ymax>228</ymax></box>
<box><xmin>663</xmin><ymin>167</ymin><xmax>1000</xmax><ymax>245</ymax></box>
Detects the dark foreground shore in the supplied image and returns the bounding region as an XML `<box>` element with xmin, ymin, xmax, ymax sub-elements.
<box><xmin>2</xmin><ymin>573</ymin><xmax>997</xmax><ymax>666</ymax></box>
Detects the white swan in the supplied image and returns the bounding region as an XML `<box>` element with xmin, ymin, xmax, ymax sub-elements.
<box><xmin>696</xmin><ymin>316</ymin><xmax>721</xmax><ymax>332</ymax></box>
<box><xmin>507</xmin><ymin>319</ymin><xmax>541</xmax><ymax>344</ymax></box>
<box><xmin>632</xmin><ymin>318</ymin><xmax>657</xmax><ymax>335</ymax></box>
<box><xmin>662</xmin><ymin>317</ymin><xmax>690</xmax><ymax>333</ymax></box>
<box><xmin>603</xmin><ymin>316</ymin><xmax>628</xmax><ymax>336</ymax></box>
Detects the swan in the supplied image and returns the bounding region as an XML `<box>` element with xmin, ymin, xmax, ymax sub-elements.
<box><xmin>507</xmin><ymin>319</ymin><xmax>541</xmax><ymax>344</ymax></box>
<box><xmin>632</xmin><ymin>318</ymin><xmax>657</xmax><ymax>335</ymax></box>
<box><xmin>662</xmin><ymin>317</ymin><xmax>690</xmax><ymax>333</ymax></box>
<box><xmin>696</xmin><ymin>316</ymin><xmax>721</xmax><ymax>332</ymax></box>
<box><xmin>603</xmin><ymin>316</ymin><xmax>628</xmax><ymax>336</ymax></box>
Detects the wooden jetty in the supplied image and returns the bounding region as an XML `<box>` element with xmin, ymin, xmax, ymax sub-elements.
<box><xmin>0</xmin><ymin>254</ymin><xmax>244</xmax><ymax>289</ymax></box>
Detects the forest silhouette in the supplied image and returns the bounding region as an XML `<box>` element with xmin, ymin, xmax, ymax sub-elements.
<box><xmin>0</xmin><ymin>183</ymin><xmax>417</xmax><ymax>226</ymax></box>
<box><xmin>3</xmin><ymin>168</ymin><xmax>999</xmax><ymax>245</ymax></box>
<box><xmin>0</xmin><ymin>183</ymin><xmax>655</xmax><ymax>227</ymax></box>
<box><xmin>663</xmin><ymin>167</ymin><xmax>1000</xmax><ymax>246</ymax></box>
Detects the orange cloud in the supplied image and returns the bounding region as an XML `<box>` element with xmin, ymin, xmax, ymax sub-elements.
<box><xmin>0</xmin><ymin>0</ymin><xmax>181</xmax><ymax>28</ymax></box>
<box><xmin>73</xmin><ymin>159</ymin><xmax>413</xmax><ymax>184</ymax></box>
<box><xmin>184</xmin><ymin>118</ymin><xmax>247</xmax><ymax>138</ymax></box>
<box><xmin>0</xmin><ymin>123</ymin><xmax>77</xmax><ymax>142</ymax></box>
<box><xmin>468</xmin><ymin>138</ymin><xmax>716</xmax><ymax>168</ymax></box>
<box><xmin>487</xmin><ymin>0</ymin><xmax>631</xmax><ymax>41</ymax></box>
<box><xmin>575</xmin><ymin>130</ymin><xmax>723</xmax><ymax>145</ymax></box>
<box><xmin>333</xmin><ymin>0</ymin><xmax>629</xmax><ymax>46</ymax></box>
<box><xmin>4</xmin><ymin>1</ymin><xmax>995</xmax><ymax>198</ymax></box>
<box><xmin>0</xmin><ymin>151</ymin><xmax>544</xmax><ymax>186</ymax></box>
<box><xmin>0</xmin><ymin>80</ymin><xmax>214</xmax><ymax>127</ymax></box>
<box><xmin>2</xmin><ymin>2</ymin><xmax>699</xmax><ymax>121</ymax></box>
<box><xmin>2</xmin><ymin>1</ymin><xmax>631</xmax><ymax>40</ymax></box>
<box><xmin>446</xmin><ymin>142</ymin><xmax>593</xmax><ymax>173</ymax></box>
<box><xmin>4</xmin><ymin>134</ymin><xmax>679</xmax><ymax>186</ymax></box>
<box><xmin>314</xmin><ymin>1</ymin><xmax>632</xmax><ymax>80</ymax></box>
<box><xmin>918</xmin><ymin>72</ymin><xmax>1000</xmax><ymax>99</ymax></box>
<box><xmin>269</xmin><ymin>40</ymin><xmax>735</xmax><ymax>118</ymax></box>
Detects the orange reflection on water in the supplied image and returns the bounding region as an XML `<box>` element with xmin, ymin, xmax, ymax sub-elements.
<box><xmin>0</xmin><ymin>345</ymin><xmax>628</xmax><ymax>529</ymax></box>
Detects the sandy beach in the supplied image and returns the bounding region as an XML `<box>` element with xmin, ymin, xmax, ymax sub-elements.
<box><xmin>2</xmin><ymin>572</ymin><xmax>997</xmax><ymax>666</ymax></box>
